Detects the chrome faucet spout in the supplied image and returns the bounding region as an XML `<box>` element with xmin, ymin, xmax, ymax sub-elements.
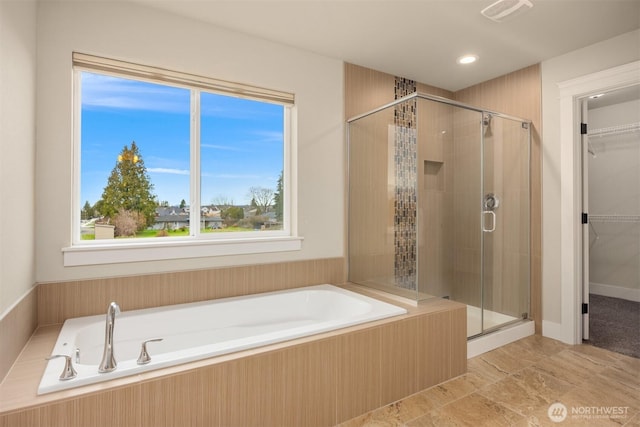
<box><xmin>98</xmin><ymin>301</ymin><xmax>121</xmax><ymax>373</ymax></box>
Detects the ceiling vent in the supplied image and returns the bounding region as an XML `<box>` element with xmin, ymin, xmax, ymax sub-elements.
<box><xmin>481</xmin><ymin>0</ymin><xmax>533</xmax><ymax>22</ymax></box>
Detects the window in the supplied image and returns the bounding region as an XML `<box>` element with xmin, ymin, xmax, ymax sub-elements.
<box><xmin>65</xmin><ymin>53</ymin><xmax>300</xmax><ymax>266</ymax></box>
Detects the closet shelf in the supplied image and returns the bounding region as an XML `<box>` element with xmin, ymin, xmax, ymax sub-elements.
<box><xmin>589</xmin><ymin>214</ymin><xmax>640</xmax><ymax>223</ymax></box>
<box><xmin>588</xmin><ymin>122</ymin><xmax>640</xmax><ymax>138</ymax></box>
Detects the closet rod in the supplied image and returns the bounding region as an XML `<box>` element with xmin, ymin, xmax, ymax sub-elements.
<box><xmin>588</xmin><ymin>122</ymin><xmax>640</xmax><ymax>138</ymax></box>
<box><xmin>589</xmin><ymin>214</ymin><xmax>640</xmax><ymax>223</ymax></box>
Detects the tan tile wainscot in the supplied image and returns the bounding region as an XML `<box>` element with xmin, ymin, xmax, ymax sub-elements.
<box><xmin>0</xmin><ymin>284</ymin><xmax>467</xmax><ymax>427</ymax></box>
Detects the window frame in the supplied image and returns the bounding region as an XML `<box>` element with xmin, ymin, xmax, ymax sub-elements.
<box><xmin>63</xmin><ymin>53</ymin><xmax>301</xmax><ymax>267</ymax></box>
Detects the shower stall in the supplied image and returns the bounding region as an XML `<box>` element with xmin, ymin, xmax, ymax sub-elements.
<box><xmin>347</xmin><ymin>92</ymin><xmax>531</xmax><ymax>338</ymax></box>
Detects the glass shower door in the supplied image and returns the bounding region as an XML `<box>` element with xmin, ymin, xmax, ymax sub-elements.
<box><xmin>451</xmin><ymin>106</ymin><xmax>485</xmax><ymax>337</ymax></box>
<box><xmin>481</xmin><ymin>114</ymin><xmax>530</xmax><ymax>333</ymax></box>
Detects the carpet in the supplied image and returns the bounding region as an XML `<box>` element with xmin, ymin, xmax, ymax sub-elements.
<box><xmin>588</xmin><ymin>294</ymin><xmax>640</xmax><ymax>359</ymax></box>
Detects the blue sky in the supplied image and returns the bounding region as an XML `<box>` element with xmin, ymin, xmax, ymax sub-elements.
<box><xmin>80</xmin><ymin>72</ymin><xmax>284</xmax><ymax>207</ymax></box>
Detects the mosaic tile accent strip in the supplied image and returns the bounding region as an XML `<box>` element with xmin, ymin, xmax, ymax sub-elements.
<box><xmin>394</xmin><ymin>77</ymin><xmax>417</xmax><ymax>290</ymax></box>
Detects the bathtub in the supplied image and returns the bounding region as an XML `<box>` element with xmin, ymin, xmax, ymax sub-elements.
<box><xmin>38</xmin><ymin>284</ymin><xmax>407</xmax><ymax>394</ymax></box>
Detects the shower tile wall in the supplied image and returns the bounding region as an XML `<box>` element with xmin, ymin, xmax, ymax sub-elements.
<box><xmin>451</xmin><ymin>108</ymin><xmax>482</xmax><ymax>308</ymax></box>
<box><xmin>344</xmin><ymin>62</ymin><xmax>541</xmax><ymax>332</ymax></box>
<box><xmin>394</xmin><ymin>77</ymin><xmax>417</xmax><ymax>289</ymax></box>
<box><xmin>417</xmin><ymin>96</ymin><xmax>454</xmax><ymax>299</ymax></box>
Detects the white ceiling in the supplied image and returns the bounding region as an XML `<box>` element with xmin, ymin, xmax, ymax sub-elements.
<box><xmin>130</xmin><ymin>0</ymin><xmax>640</xmax><ymax>91</ymax></box>
<box><xmin>588</xmin><ymin>84</ymin><xmax>640</xmax><ymax>109</ymax></box>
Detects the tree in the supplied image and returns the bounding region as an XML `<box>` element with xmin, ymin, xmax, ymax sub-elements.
<box><xmin>180</xmin><ymin>199</ymin><xmax>186</xmax><ymax>209</ymax></box>
<box><xmin>221</xmin><ymin>206</ymin><xmax>244</xmax><ymax>226</ymax></box>
<box><xmin>81</xmin><ymin>201</ymin><xmax>92</xmax><ymax>221</ymax></box>
<box><xmin>273</xmin><ymin>171</ymin><xmax>283</xmax><ymax>222</ymax></box>
<box><xmin>212</xmin><ymin>195</ymin><xmax>234</xmax><ymax>209</ymax></box>
<box><xmin>250</xmin><ymin>197</ymin><xmax>261</xmax><ymax>215</ymax></box>
<box><xmin>92</xmin><ymin>199</ymin><xmax>105</xmax><ymax>218</ymax></box>
<box><xmin>100</xmin><ymin>141</ymin><xmax>157</xmax><ymax>230</ymax></box>
<box><xmin>247</xmin><ymin>186</ymin><xmax>274</xmax><ymax>215</ymax></box>
<box><xmin>113</xmin><ymin>209</ymin><xmax>145</xmax><ymax>237</ymax></box>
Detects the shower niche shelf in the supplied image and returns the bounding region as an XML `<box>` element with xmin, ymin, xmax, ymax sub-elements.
<box><xmin>424</xmin><ymin>160</ymin><xmax>444</xmax><ymax>191</ymax></box>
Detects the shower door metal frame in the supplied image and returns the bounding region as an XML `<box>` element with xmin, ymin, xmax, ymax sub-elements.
<box><xmin>347</xmin><ymin>92</ymin><xmax>532</xmax><ymax>337</ymax></box>
<box><xmin>347</xmin><ymin>92</ymin><xmax>530</xmax><ymax>125</ymax></box>
<box><xmin>476</xmin><ymin>113</ymin><xmax>532</xmax><ymax>338</ymax></box>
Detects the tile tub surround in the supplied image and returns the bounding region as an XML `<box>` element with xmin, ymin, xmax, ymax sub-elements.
<box><xmin>38</xmin><ymin>284</ymin><xmax>408</xmax><ymax>394</ymax></box>
<box><xmin>36</xmin><ymin>257</ymin><xmax>346</xmax><ymax>326</ymax></box>
<box><xmin>0</xmin><ymin>286</ymin><xmax>466</xmax><ymax>426</ymax></box>
<box><xmin>0</xmin><ymin>257</ymin><xmax>345</xmax><ymax>384</ymax></box>
<box><xmin>0</xmin><ymin>287</ymin><xmax>38</xmax><ymax>383</ymax></box>
<box><xmin>340</xmin><ymin>335</ymin><xmax>640</xmax><ymax>426</ymax></box>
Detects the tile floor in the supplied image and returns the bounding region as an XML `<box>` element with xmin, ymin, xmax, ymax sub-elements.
<box><xmin>339</xmin><ymin>335</ymin><xmax>640</xmax><ymax>426</ymax></box>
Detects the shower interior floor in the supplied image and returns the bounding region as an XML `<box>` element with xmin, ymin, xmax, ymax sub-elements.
<box><xmin>354</xmin><ymin>280</ymin><xmax>520</xmax><ymax>336</ymax></box>
<box><xmin>466</xmin><ymin>305</ymin><xmax>519</xmax><ymax>337</ymax></box>
<box><xmin>350</xmin><ymin>279</ymin><xmax>534</xmax><ymax>357</ymax></box>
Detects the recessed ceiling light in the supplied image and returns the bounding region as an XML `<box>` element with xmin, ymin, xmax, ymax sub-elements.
<box><xmin>457</xmin><ymin>55</ymin><xmax>478</xmax><ymax>65</ymax></box>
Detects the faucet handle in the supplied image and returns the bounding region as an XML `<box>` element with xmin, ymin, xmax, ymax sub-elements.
<box><xmin>46</xmin><ymin>354</ymin><xmax>78</xmax><ymax>381</ymax></box>
<box><xmin>137</xmin><ymin>338</ymin><xmax>163</xmax><ymax>365</ymax></box>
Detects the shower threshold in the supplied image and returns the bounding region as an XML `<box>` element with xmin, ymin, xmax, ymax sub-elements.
<box><xmin>347</xmin><ymin>282</ymin><xmax>534</xmax><ymax>357</ymax></box>
<box><xmin>467</xmin><ymin>315</ymin><xmax>534</xmax><ymax>358</ymax></box>
<box><xmin>466</xmin><ymin>305</ymin><xmax>520</xmax><ymax>338</ymax></box>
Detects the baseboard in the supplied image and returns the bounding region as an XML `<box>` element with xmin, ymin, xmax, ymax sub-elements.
<box><xmin>590</xmin><ymin>282</ymin><xmax>640</xmax><ymax>302</ymax></box>
<box><xmin>542</xmin><ymin>319</ymin><xmax>576</xmax><ymax>345</ymax></box>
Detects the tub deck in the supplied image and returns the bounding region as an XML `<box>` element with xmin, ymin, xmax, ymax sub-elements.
<box><xmin>0</xmin><ymin>284</ymin><xmax>467</xmax><ymax>426</ymax></box>
<box><xmin>38</xmin><ymin>284</ymin><xmax>407</xmax><ymax>394</ymax></box>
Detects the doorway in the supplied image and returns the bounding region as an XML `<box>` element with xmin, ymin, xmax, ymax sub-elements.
<box><xmin>582</xmin><ymin>85</ymin><xmax>640</xmax><ymax>358</ymax></box>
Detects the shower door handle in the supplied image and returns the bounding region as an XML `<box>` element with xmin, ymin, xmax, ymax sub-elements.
<box><xmin>482</xmin><ymin>211</ymin><xmax>496</xmax><ymax>233</ymax></box>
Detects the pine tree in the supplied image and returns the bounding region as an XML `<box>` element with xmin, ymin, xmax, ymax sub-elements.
<box><xmin>81</xmin><ymin>201</ymin><xmax>92</xmax><ymax>221</ymax></box>
<box><xmin>274</xmin><ymin>171</ymin><xmax>283</xmax><ymax>222</ymax></box>
<box><xmin>100</xmin><ymin>141</ymin><xmax>157</xmax><ymax>232</ymax></box>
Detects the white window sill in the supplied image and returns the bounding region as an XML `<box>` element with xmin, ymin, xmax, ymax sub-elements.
<box><xmin>62</xmin><ymin>236</ymin><xmax>303</xmax><ymax>267</ymax></box>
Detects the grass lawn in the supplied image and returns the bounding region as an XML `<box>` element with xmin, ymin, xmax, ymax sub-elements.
<box><xmin>81</xmin><ymin>226</ymin><xmax>255</xmax><ymax>240</ymax></box>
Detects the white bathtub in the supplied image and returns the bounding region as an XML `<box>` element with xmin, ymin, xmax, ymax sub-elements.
<box><xmin>38</xmin><ymin>284</ymin><xmax>407</xmax><ymax>394</ymax></box>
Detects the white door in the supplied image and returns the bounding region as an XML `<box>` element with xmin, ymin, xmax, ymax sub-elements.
<box><xmin>581</xmin><ymin>100</ymin><xmax>590</xmax><ymax>341</ymax></box>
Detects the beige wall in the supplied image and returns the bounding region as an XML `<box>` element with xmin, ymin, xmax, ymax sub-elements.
<box><xmin>541</xmin><ymin>29</ymin><xmax>640</xmax><ymax>324</ymax></box>
<box><xmin>36</xmin><ymin>1</ymin><xmax>345</xmax><ymax>283</ymax></box>
<box><xmin>0</xmin><ymin>0</ymin><xmax>37</xmax><ymax>316</ymax></box>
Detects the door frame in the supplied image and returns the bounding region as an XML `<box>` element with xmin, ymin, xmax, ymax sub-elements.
<box><xmin>556</xmin><ymin>60</ymin><xmax>639</xmax><ymax>344</ymax></box>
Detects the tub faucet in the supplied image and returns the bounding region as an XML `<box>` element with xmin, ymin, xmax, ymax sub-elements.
<box><xmin>98</xmin><ymin>301</ymin><xmax>121</xmax><ymax>373</ymax></box>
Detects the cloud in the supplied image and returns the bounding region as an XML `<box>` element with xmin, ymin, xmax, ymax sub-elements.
<box><xmin>147</xmin><ymin>168</ymin><xmax>260</xmax><ymax>181</ymax></box>
<box><xmin>251</xmin><ymin>130</ymin><xmax>283</xmax><ymax>144</ymax></box>
<box><xmin>200</xmin><ymin>97</ymin><xmax>282</xmax><ymax>121</ymax></box>
<box><xmin>81</xmin><ymin>72</ymin><xmax>189</xmax><ymax>113</ymax></box>
<box><xmin>201</xmin><ymin>143</ymin><xmax>247</xmax><ymax>152</ymax></box>
<box><xmin>212</xmin><ymin>174</ymin><xmax>261</xmax><ymax>179</ymax></box>
<box><xmin>148</xmin><ymin>167</ymin><xmax>189</xmax><ymax>175</ymax></box>
<box><xmin>200</xmin><ymin>131</ymin><xmax>283</xmax><ymax>151</ymax></box>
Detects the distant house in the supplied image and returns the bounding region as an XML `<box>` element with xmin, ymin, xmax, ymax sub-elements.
<box><xmin>152</xmin><ymin>206</ymin><xmax>188</xmax><ymax>230</ymax></box>
<box><xmin>152</xmin><ymin>205</ymin><xmax>223</xmax><ymax>230</ymax></box>
<box><xmin>259</xmin><ymin>211</ymin><xmax>281</xmax><ymax>230</ymax></box>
